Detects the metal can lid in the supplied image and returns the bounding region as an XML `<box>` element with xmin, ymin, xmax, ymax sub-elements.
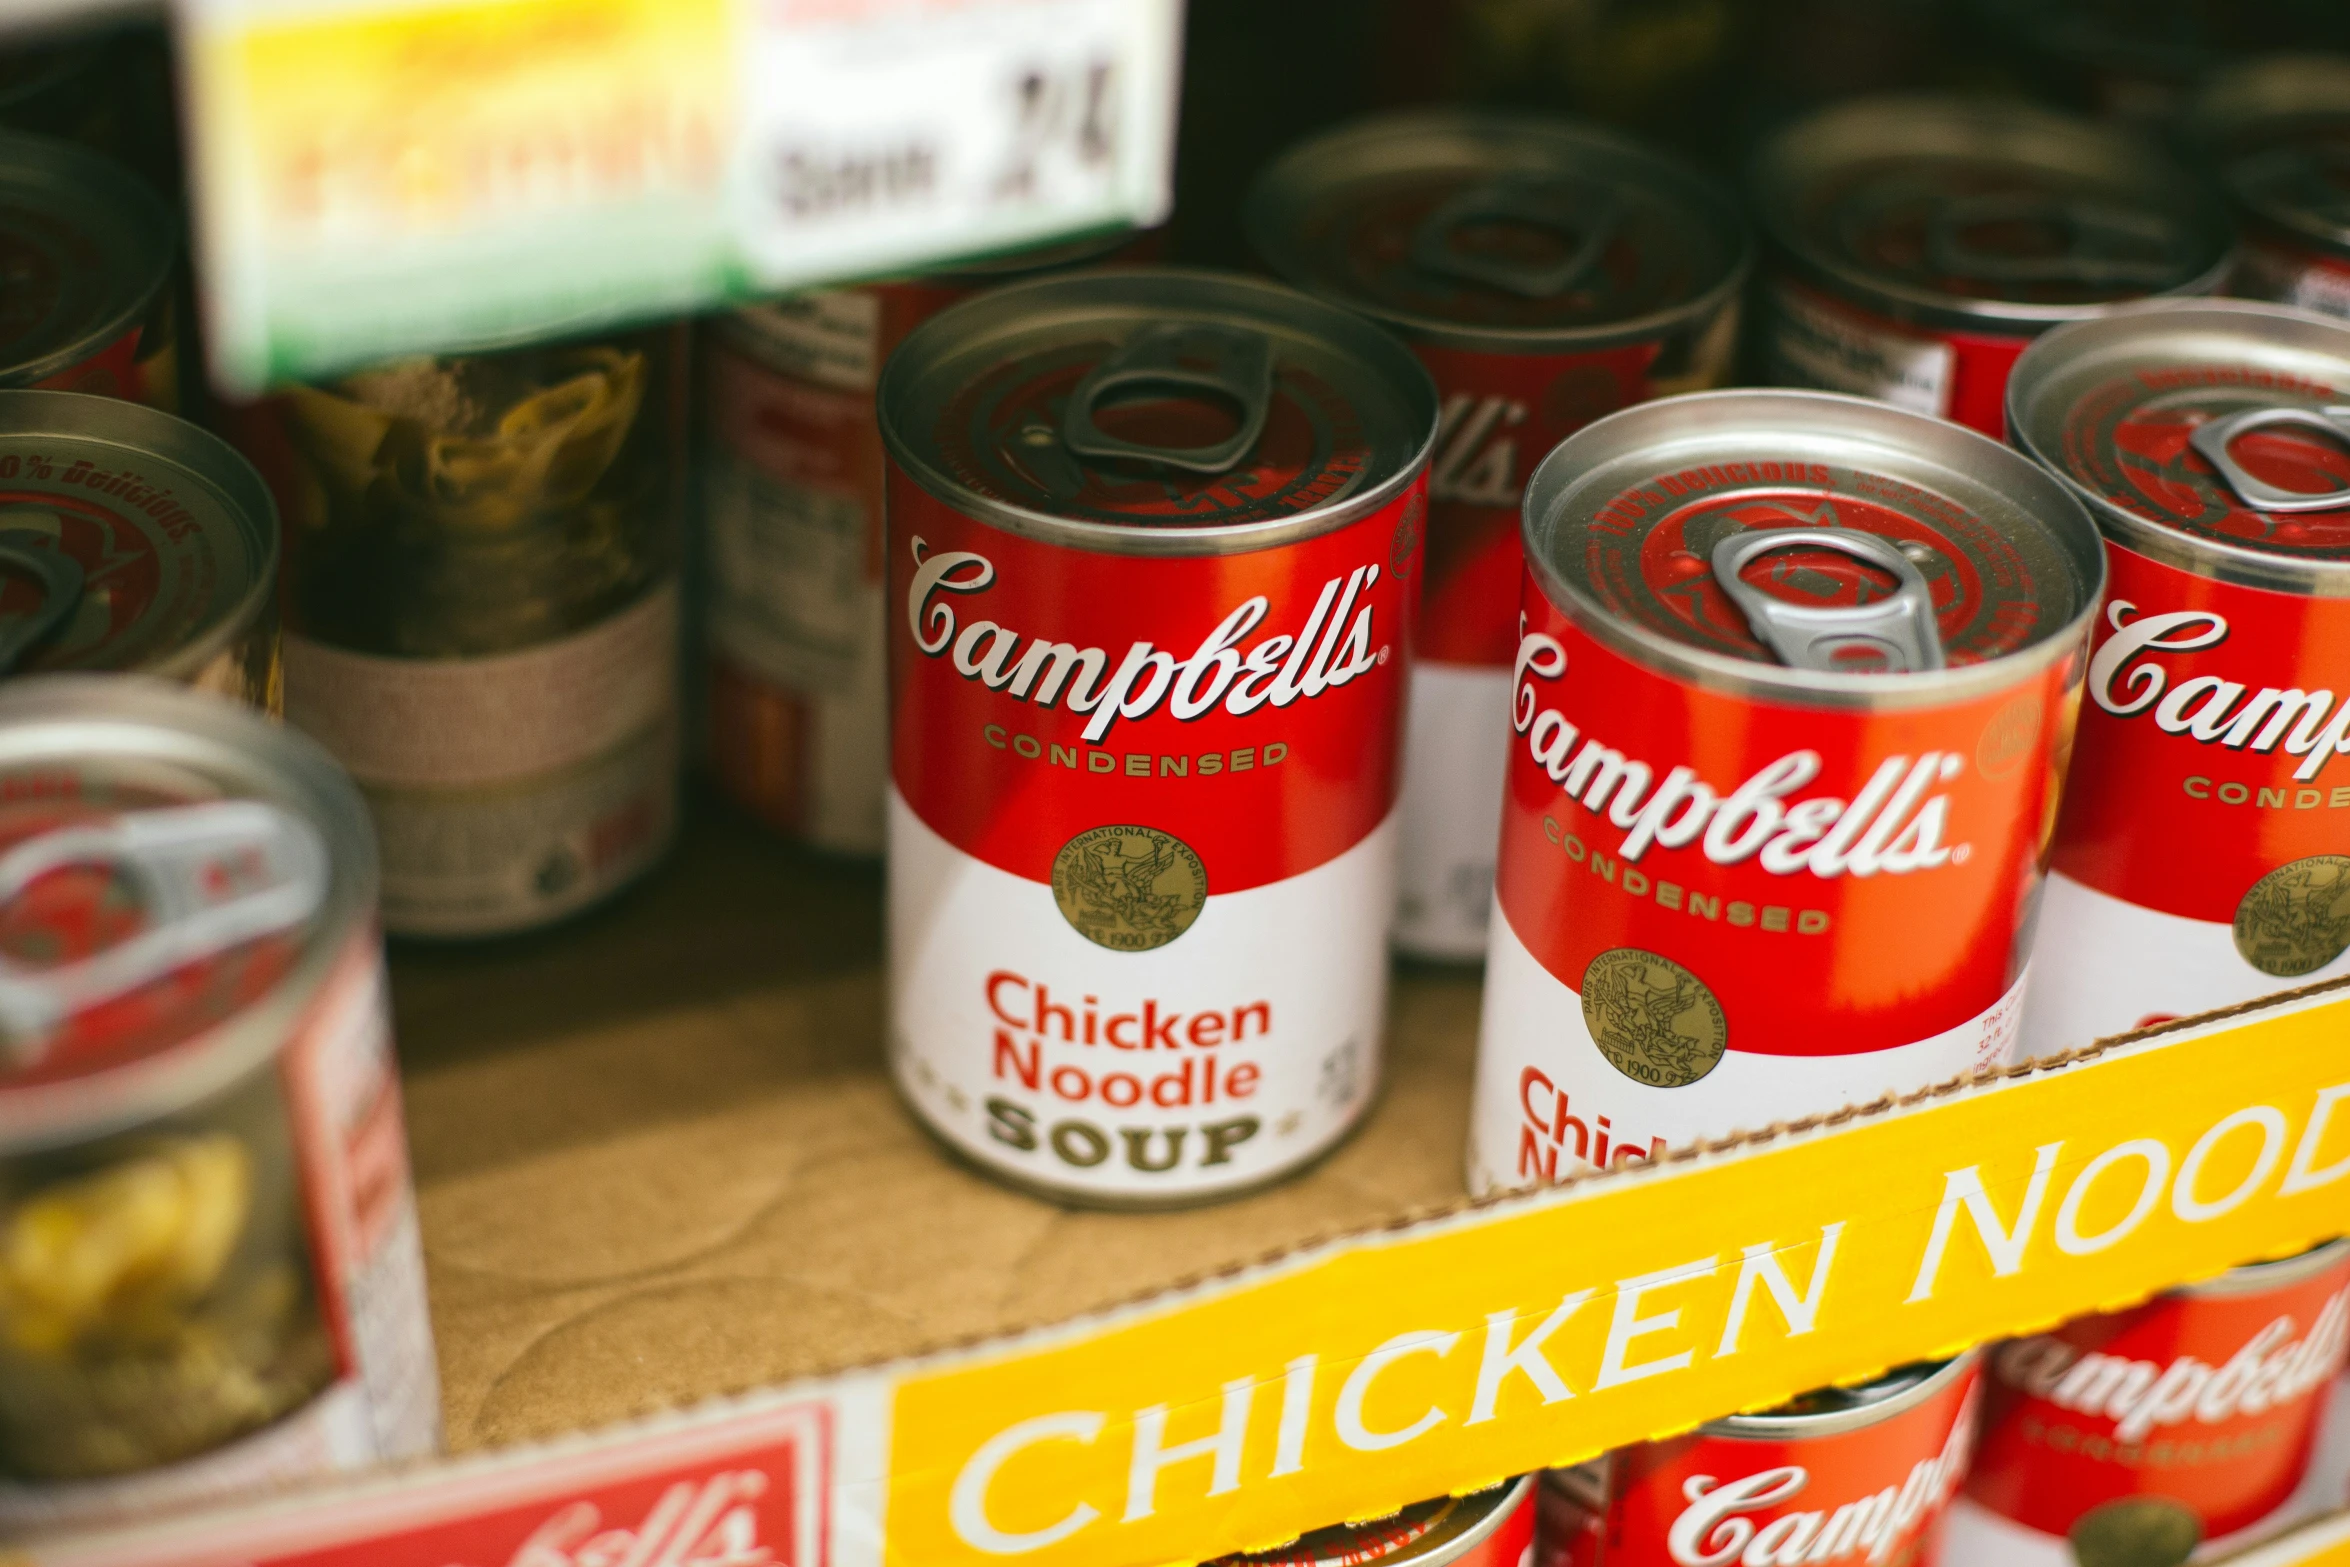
<box><xmin>0</xmin><ymin>132</ymin><xmax>173</xmax><ymax>389</ymax></box>
<box><xmin>1709</xmin><ymin>1349</ymin><xmax>1979</xmax><ymax>1440</ymax></box>
<box><xmin>0</xmin><ymin>676</ymin><xmax>372</xmax><ymax>1155</ymax></box>
<box><xmin>877</xmin><ymin>267</ymin><xmax>1438</xmax><ymax>556</ymax></box>
<box><xmin>2182</xmin><ymin>1235</ymin><xmax>2350</xmax><ymax>1298</ymax></box>
<box><xmin>0</xmin><ymin>392</ymin><xmax>279</xmax><ymax>678</ymax></box>
<box><xmin>1522</xmin><ymin>390</ymin><xmax>2104</xmax><ymax>705</ymax></box>
<box><xmin>2193</xmin><ymin>55</ymin><xmax>2350</xmax><ymax>257</ymax></box>
<box><xmin>2006</xmin><ymin>299</ymin><xmax>2350</xmax><ymax>595</ymax></box>
<box><xmin>1207</xmin><ymin>1476</ymin><xmax>1532</xmax><ymax>1567</ymax></box>
<box><xmin>1751</xmin><ymin>95</ymin><xmax>2233</xmax><ymax>328</ymax></box>
<box><xmin>1244</xmin><ymin>111</ymin><xmax>1750</xmax><ymax>352</ymax></box>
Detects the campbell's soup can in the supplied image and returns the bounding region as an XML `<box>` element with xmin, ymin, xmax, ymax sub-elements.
<box><xmin>1947</xmin><ymin>1241</ymin><xmax>2350</xmax><ymax>1567</ymax></box>
<box><xmin>1751</xmin><ymin>95</ymin><xmax>2233</xmax><ymax>437</ymax></box>
<box><xmin>0</xmin><ymin>391</ymin><xmax>278</xmax><ymax>707</ymax></box>
<box><xmin>1215</xmin><ymin>1476</ymin><xmax>1536</xmax><ymax>1567</ymax></box>
<box><xmin>230</xmin><ymin>331</ymin><xmax>684</xmax><ymax>939</ymax></box>
<box><xmin>1467</xmin><ymin>391</ymin><xmax>2103</xmax><ymax>1194</ymax></box>
<box><xmin>878</xmin><ymin>268</ymin><xmax>1437</xmax><ymax>1206</ymax></box>
<box><xmin>704</xmin><ymin>230</ymin><xmax>1153</xmax><ymax>855</ymax></box>
<box><xmin>1538</xmin><ymin>1356</ymin><xmax>1981</xmax><ymax>1567</ymax></box>
<box><xmin>0</xmin><ymin>133</ymin><xmax>177</xmax><ymax>411</ymax></box>
<box><xmin>1245</xmin><ymin>112</ymin><xmax>1749</xmax><ymax>960</ymax></box>
<box><xmin>2193</xmin><ymin>57</ymin><xmax>2350</xmax><ymax>318</ymax></box>
<box><xmin>0</xmin><ymin>678</ymin><xmax>439</xmax><ymax>1533</ymax></box>
<box><xmin>2007</xmin><ymin>301</ymin><xmax>2350</xmax><ymax>1051</ymax></box>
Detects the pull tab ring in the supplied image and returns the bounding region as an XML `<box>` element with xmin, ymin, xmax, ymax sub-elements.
<box><xmin>0</xmin><ymin>524</ymin><xmax>84</xmax><ymax>672</ymax></box>
<box><xmin>2188</xmin><ymin>406</ymin><xmax>2350</xmax><ymax>513</ymax></box>
<box><xmin>1060</xmin><ymin>324</ymin><xmax>1273</xmax><ymax>475</ymax></box>
<box><xmin>0</xmin><ymin>801</ymin><xmax>330</xmax><ymax>1067</ymax></box>
<box><xmin>1712</xmin><ymin>527</ymin><xmax>1946</xmax><ymax>675</ymax></box>
<box><xmin>1924</xmin><ymin>194</ymin><xmax>2183</xmax><ymax>290</ymax></box>
<box><xmin>1409</xmin><ymin>176</ymin><xmax>1621</xmax><ymax>300</ymax></box>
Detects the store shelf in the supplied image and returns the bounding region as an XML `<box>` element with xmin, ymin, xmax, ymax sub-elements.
<box><xmin>21</xmin><ymin>800</ymin><xmax>2350</xmax><ymax>1567</ymax></box>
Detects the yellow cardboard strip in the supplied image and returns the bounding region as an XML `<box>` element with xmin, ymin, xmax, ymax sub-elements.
<box><xmin>885</xmin><ymin>987</ymin><xmax>2350</xmax><ymax>1567</ymax></box>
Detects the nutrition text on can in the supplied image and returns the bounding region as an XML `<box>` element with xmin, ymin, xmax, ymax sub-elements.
<box><xmin>878</xmin><ymin>268</ymin><xmax>1437</xmax><ymax>1206</ymax></box>
<box><xmin>1468</xmin><ymin>390</ymin><xmax>2104</xmax><ymax>1195</ymax></box>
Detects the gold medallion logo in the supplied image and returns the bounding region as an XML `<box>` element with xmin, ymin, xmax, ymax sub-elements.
<box><xmin>1051</xmin><ymin>826</ymin><xmax>1208</xmax><ymax>952</ymax></box>
<box><xmin>2067</xmin><ymin>1496</ymin><xmax>2201</xmax><ymax>1567</ymax></box>
<box><xmin>2233</xmin><ymin>854</ymin><xmax>2350</xmax><ymax>978</ymax></box>
<box><xmin>1580</xmin><ymin>948</ymin><xmax>1728</xmax><ymax>1088</ymax></box>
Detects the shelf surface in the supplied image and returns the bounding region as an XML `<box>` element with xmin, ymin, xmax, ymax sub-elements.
<box><xmin>392</xmin><ymin>795</ymin><xmax>1485</xmax><ymax>1454</ymax></box>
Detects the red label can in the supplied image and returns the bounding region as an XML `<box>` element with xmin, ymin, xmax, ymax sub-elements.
<box><xmin>1538</xmin><ymin>1356</ymin><xmax>1981</xmax><ymax>1567</ymax></box>
<box><xmin>704</xmin><ymin>233</ymin><xmax>1153</xmax><ymax>855</ymax></box>
<box><xmin>2193</xmin><ymin>56</ymin><xmax>2350</xmax><ymax>322</ymax></box>
<box><xmin>1469</xmin><ymin>390</ymin><xmax>2103</xmax><ymax>1192</ymax></box>
<box><xmin>2006</xmin><ymin>301</ymin><xmax>2350</xmax><ymax>1052</ymax></box>
<box><xmin>1218</xmin><ymin>1476</ymin><xmax>1536</xmax><ymax>1567</ymax></box>
<box><xmin>1949</xmin><ymin>1242</ymin><xmax>2350</xmax><ymax>1566</ymax></box>
<box><xmin>878</xmin><ymin>269</ymin><xmax>1436</xmax><ymax>1206</ymax></box>
<box><xmin>0</xmin><ymin>132</ymin><xmax>178</xmax><ymax>412</ymax></box>
<box><xmin>1751</xmin><ymin>95</ymin><xmax>2232</xmax><ymax>437</ymax></box>
<box><xmin>1247</xmin><ymin>111</ymin><xmax>1749</xmax><ymax>959</ymax></box>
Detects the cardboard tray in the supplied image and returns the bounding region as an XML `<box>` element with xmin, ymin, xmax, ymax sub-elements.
<box><xmin>24</xmin><ymin>804</ymin><xmax>2350</xmax><ymax>1566</ymax></box>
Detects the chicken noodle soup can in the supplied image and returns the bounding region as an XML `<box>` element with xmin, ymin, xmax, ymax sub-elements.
<box><xmin>2006</xmin><ymin>302</ymin><xmax>2350</xmax><ymax>1052</ymax></box>
<box><xmin>246</xmin><ymin>334</ymin><xmax>682</xmax><ymax>938</ymax></box>
<box><xmin>0</xmin><ymin>391</ymin><xmax>278</xmax><ymax>707</ymax></box>
<box><xmin>705</xmin><ymin>231</ymin><xmax>1152</xmax><ymax>855</ymax></box>
<box><xmin>2193</xmin><ymin>57</ymin><xmax>2350</xmax><ymax>319</ymax></box>
<box><xmin>1468</xmin><ymin>391</ymin><xmax>2102</xmax><ymax>1194</ymax></box>
<box><xmin>879</xmin><ymin>268</ymin><xmax>1437</xmax><ymax>1206</ymax></box>
<box><xmin>1947</xmin><ymin>1241</ymin><xmax>2350</xmax><ymax>1567</ymax></box>
<box><xmin>0</xmin><ymin>133</ymin><xmax>177</xmax><ymax>411</ymax></box>
<box><xmin>0</xmin><ymin>677</ymin><xmax>437</xmax><ymax>1533</ymax></box>
<box><xmin>1751</xmin><ymin>95</ymin><xmax>2233</xmax><ymax>437</ymax></box>
<box><xmin>1214</xmin><ymin>1475</ymin><xmax>1536</xmax><ymax>1567</ymax></box>
<box><xmin>1537</xmin><ymin>1355</ymin><xmax>1980</xmax><ymax>1567</ymax></box>
<box><xmin>1246</xmin><ymin>112</ymin><xmax>1749</xmax><ymax>959</ymax></box>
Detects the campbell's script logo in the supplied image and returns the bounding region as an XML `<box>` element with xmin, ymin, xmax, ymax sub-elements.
<box><xmin>907</xmin><ymin>539</ymin><xmax>1389</xmax><ymax>744</ymax></box>
<box><xmin>1514</xmin><ymin>628</ymin><xmax>1969</xmax><ymax>878</ymax></box>
<box><xmin>1993</xmin><ymin>1287</ymin><xmax>2350</xmax><ymax>1445</ymax></box>
<box><xmin>492</xmin><ymin>1471</ymin><xmax>775</xmax><ymax>1567</ymax></box>
<box><xmin>2094</xmin><ymin>602</ymin><xmax>2350</xmax><ymax>782</ymax></box>
<box><xmin>1429</xmin><ymin>392</ymin><xmax>1528</xmax><ymax>509</ymax></box>
<box><xmin>1668</xmin><ymin>1388</ymin><xmax>1976</xmax><ymax>1566</ymax></box>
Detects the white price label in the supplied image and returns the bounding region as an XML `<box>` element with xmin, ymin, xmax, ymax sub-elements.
<box><xmin>729</xmin><ymin>0</ymin><xmax>1179</xmax><ymax>290</ymax></box>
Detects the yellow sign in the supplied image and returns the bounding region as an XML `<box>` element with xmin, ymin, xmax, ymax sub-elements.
<box><xmin>885</xmin><ymin>988</ymin><xmax>2350</xmax><ymax>1566</ymax></box>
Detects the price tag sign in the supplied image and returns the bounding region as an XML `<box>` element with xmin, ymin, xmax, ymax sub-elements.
<box><xmin>178</xmin><ymin>0</ymin><xmax>1180</xmax><ymax>393</ymax></box>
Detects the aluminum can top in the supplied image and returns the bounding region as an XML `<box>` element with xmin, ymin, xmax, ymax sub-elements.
<box><xmin>876</xmin><ymin>267</ymin><xmax>1438</xmax><ymax>557</ymax></box>
<box><xmin>2006</xmin><ymin>297</ymin><xmax>2350</xmax><ymax>596</ymax></box>
<box><xmin>2192</xmin><ymin>53</ymin><xmax>2350</xmax><ymax>258</ymax></box>
<box><xmin>0</xmin><ymin>676</ymin><xmax>375</xmax><ymax>1155</ymax></box>
<box><xmin>0</xmin><ymin>132</ymin><xmax>172</xmax><ymax>388</ymax></box>
<box><xmin>2183</xmin><ymin>1235</ymin><xmax>2350</xmax><ymax>1298</ymax></box>
<box><xmin>1750</xmin><ymin>94</ymin><xmax>2233</xmax><ymax>329</ymax></box>
<box><xmin>1243</xmin><ymin>111</ymin><xmax>1750</xmax><ymax>352</ymax></box>
<box><xmin>0</xmin><ymin>391</ymin><xmax>279</xmax><ymax>679</ymax></box>
<box><xmin>1520</xmin><ymin>388</ymin><xmax>2105</xmax><ymax>708</ymax></box>
<box><xmin>1705</xmin><ymin>1350</ymin><xmax>1979</xmax><ymax>1440</ymax></box>
<box><xmin>1209</xmin><ymin>1476</ymin><xmax>1533</xmax><ymax>1567</ymax></box>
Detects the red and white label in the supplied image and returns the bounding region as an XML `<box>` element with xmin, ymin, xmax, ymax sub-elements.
<box><xmin>1469</xmin><ymin>582</ymin><xmax>2077</xmax><ymax>1194</ymax></box>
<box><xmin>2236</xmin><ymin>235</ymin><xmax>2350</xmax><ymax>322</ymax></box>
<box><xmin>1396</xmin><ymin>326</ymin><xmax>1731</xmax><ymax>961</ymax></box>
<box><xmin>1763</xmin><ymin>280</ymin><xmax>2031</xmax><ymax>438</ymax></box>
<box><xmin>1538</xmin><ymin>1364</ymin><xmax>1981</xmax><ymax>1567</ymax></box>
<box><xmin>885</xmin><ymin>469</ymin><xmax>1422</xmax><ymax>1200</ymax></box>
<box><xmin>2019</xmin><ymin>544</ymin><xmax>2350</xmax><ymax>1053</ymax></box>
<box><xmin>1954</xmin><ymin>1252</ymin><xmax>2350</xmax><ymax>1562</ymax></box>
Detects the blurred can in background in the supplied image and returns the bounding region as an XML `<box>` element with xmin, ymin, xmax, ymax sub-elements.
<box><xmin>1751</xmin><ymin>94</ymin><xmax>2233</xmax><ymax>435</ymax></box>
<box><xmin>0</xmin><ymin>678</ymin><xmax>438</xmax><ymax>1534</ymax></box>
<box><xmin>0</xmin><ymin>132</ymin><xmax>177</xmax><ymax>412</ymax></box>
<box><xmin>0</xmin><ymin>392</ymin><xmax>277</xmax><ymax>707</ymax></box>
<box><xmin>703</xmin><ymin>231</ymin><xmax>1152</xmax><ymax>856</ymax></box>
<box><xmin>1247</xmin><ymin>111</ymin><xmax>1747</xmax><ymax>960</ymax></box>
<box><xmin>1949</xmin><ymin>1242</ymin><xmax>2350</xmax><ymax>1567</ymax></box>
<box><xmin>1213</xmin><ymin>1476</ymin><xmax>1535</xmax><ymax>1567</ymax></box>
<box><xmin>228</xmin><ymin>330</ymin><xmax>684</xmax><ymax>939</ymax></box>
<box><xmin>2193</xmin><ymin>55</ymin><xmax>2350</xmax><ymax>317</ymax></box>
